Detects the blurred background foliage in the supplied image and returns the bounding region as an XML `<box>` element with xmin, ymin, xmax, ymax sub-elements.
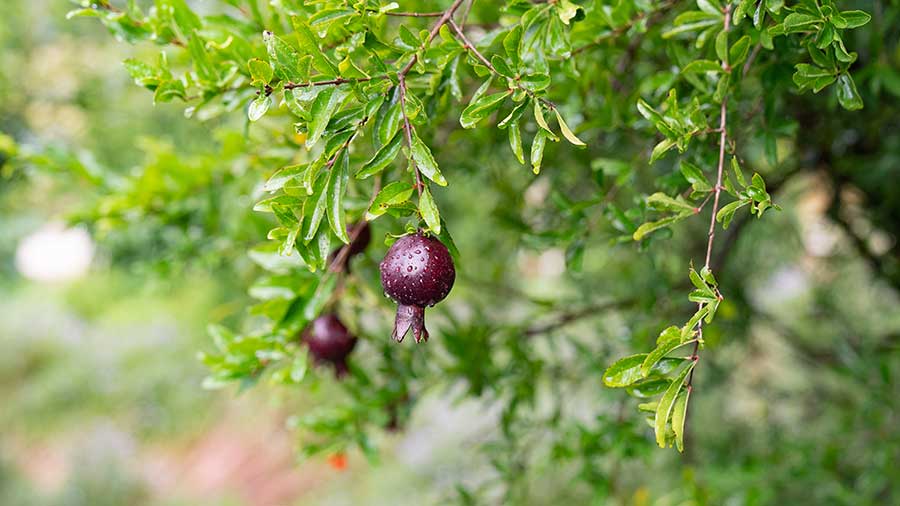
<box><xmin>1</xmin><ymin>0</ymin><xmax>900</xmax><ymax>505</ymax></box>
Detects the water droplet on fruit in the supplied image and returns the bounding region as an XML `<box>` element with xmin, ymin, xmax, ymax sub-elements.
<box><xmin>407</xmin><ymin>266</ymin><xmax>413</xmax><ymax>272</ymax></box>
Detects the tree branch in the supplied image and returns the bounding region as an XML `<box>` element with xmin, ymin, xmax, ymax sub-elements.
<box><xmin>446</xmin><ymin>19</ymin><xmax>557</xmax><ymax>110</ymax></box>
<box><xmin>687</xmin><ymin>2</ymin><xmax>732</xmax><ymax>390</ymax></box>
<box><xmin>396</xmin><ymin>0</ymin><xmax>468</xmax><ymax>197</ymax></box>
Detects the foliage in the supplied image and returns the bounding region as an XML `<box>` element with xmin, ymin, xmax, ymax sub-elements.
<box><xmin>4</xmin><ymin>0</ymin><xmax>900</xmax><ymax>503</ymax></box>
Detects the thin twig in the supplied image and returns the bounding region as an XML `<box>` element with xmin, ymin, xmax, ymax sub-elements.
<box><xmin>282</xmin><ymin>75</ymin><xmax>384</xmax><ymax>90</ymax></box>
<box><xmin>385</xmin><ymin>11</ymin><xmax>443</xmax><ymax>17</ymax></box>
<box><xmin>396</xmin><ymin>0</ymin><xmax>468</xmax><ymax>197</ymax></box>
<box><xmin>687</xmin><ymin>3</ymin><xmax>732</xmax><ymax>390</ymax></box>
<box><xmin>446</xmin><ymin>19</ymin><xmax>557</xmax><ymax>110</ymax></box>
<box><xmin>524</xmin><ymin>299</ymin><xmax>637</xmax><ymax>336</ymax></box>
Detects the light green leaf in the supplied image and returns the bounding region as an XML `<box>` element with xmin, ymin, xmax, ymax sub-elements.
<box><xmin>682</xmin><ymin>59</ymin><xmax>722</xmax><ymax>74</ymax></box>
<box><xmin>672</xmin><ymin>388</ymin><xmax>691</xmax><ymax>452</ymax></box>
<box><xmin>836</xmin><ymin>73</ymin><xmax>864</xmax><ymax>111</ymax></box>
<box><xmin>366</xmin><ymin>181</ymin><xmax>415</xmax><ymax>220</ymax></box>
<box><xmin>264</xmin><ymin>164</ymin><xmax>308</xmax><ymax>192</ymax></box>
<box><xmin>326</xmin><ymin>150</ymin><xmax>350</xmax><ymax>244</ymax></box>
<box><xmin>419</xmin><ymin>185</ymin><xmax>441</xmax><ymax>234</ymax></box>
<box><xmin>641</xmin><ymin>331</ymin><xmax>691</xmax><ymax>377</ymax></box>
<box><xmin>410</xmin><ymin>131</ymin><xmax>448</xmax><ymax>186</ymax></box>
<box><xmin>603</xmin><ymin>354</ymin><xmax>649</xmax><ymax>387</ymax></box>
<box><xmin>248</xmin><ymin>94</ymin><xmax>270</xmax><ymax>122</ymax></box>
<box><xmin>306</xmin><ymin>87</ymin><xmax>347</xmax><ymax>149</ymax></box>
<box><xmin>460</xmin><ymin>91</ymin><xmax>511</xmax><ymax>129</ymax></box>
<box><xmin>263</xmin><ymin>30</ymin><xmax>307</xmax><ymax>81</ymax></box>
<box><xmin>248</xmin><ymin>58</ymin><xmax>274</xmax><ymax>86</ymax></box>
<box><xmin>646</xmin><ymin>192</ymin><xmax>696</xmax><ymax>213</ymax></box>
<box><xmin>508</xmin><ymin>121</ymin><xmax>525</xmax><ymax>164</ymax></box>
<box><xmin>729</xmin><ymin>35</ymin><xmax>751</xmax><ymax>66</ymax></box>
<box><xmin>530</xmin><ymin>130</ymin><xmax>548</xmax><ymax>174</ymax></box>
<box><xmin>840</xmin><ymin>10</ymin><xmax>871</xmax><ymax>29</ymax></box>
<box><xmin>356</xmin><ymin>132</ymin><xmax>402</xmax><ymax>179</ymax></box>
<box><xmin>302</xmin><ymin>173</ymin><xmax>329</xmax><ymax>243</ymax></box>
<box><xmin>633</xmin><ymin>213</ymin><xmax>692</xmax><ymax>241</ymax></box>
<box><xmin>715</xmin><ymin>199</ymin><xmax>749</xmax><ymax>229</ymax></box>
<box><xmin>554</xmin><ymin>109</ymin><xmax>586</xmax><ymax>146</ymax></box>
<box><xmin>655</xmin><ymin>361</ymin><xmax>694</xmax><ymax>447</ymax></box>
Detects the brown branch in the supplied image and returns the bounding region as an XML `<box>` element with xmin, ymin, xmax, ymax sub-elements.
<box><xmin>523</xmin><ymin>299</ymin><xmax>637</xmax><ymax>336</ymax></box>
<box><xmin>395</xmin><ymin>0</ymin><xmax>468</xmax><ymax>197</ymax></box>
<box><xmin>687</xmin><ymin>3</ymin><xmax>732</xmax><ymax>390</ymax></box>
<box><xmin>385</xmin><ymin>11</ymin><xmax>443</xmax><ymax>17</ymax></box>
<box><xmin>282</xmin><ymin>75</ymin><xmax>384</xmax><ymax>90</ymax></box>
<box><xmin>446</xmin><ymin>19</ymin><xmax>557</xmax><ymax>110</ymax></box>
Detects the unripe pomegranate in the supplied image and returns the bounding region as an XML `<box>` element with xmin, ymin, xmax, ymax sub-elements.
<box><xmin>379</xmin><ymin>232</ymin><xmax>455</xmax><ymax>343</ymax></box>
<box><xmin>302</xmin><ymin>314</ymin><xmax>357</xmax><ymax>376</ymax></box>
<box><xmin>329</xmin><ymin>222</ymin><xmax>371</xmax><ymax>271</ymax></box>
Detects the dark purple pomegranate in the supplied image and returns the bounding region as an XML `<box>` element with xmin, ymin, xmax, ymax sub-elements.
<box><xmin>379</xmin><ymin>232</ymin><xmax>455</xmax><ymax>343</ymax></box>
<box><xmin>302</xmin><ymin>314</ymin><xmax>358</xmax><ymax>376</ymax></box>
<box><xmin>329</xmin><ymin>222</ymin><xmax>371</xmax><ymax>271</ymax></box>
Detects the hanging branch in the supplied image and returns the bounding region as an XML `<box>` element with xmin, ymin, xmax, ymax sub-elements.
<box><xmin>687</xmin><ymin>2</ymin><xmax>733</xmax><ymax>391</ymax></box>
<box><xmin>396</xmin><ymin>0</ymin><xmax>468</xmax><ymax>197</ymax></box>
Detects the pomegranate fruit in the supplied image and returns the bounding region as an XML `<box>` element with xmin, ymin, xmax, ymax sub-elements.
<box><xmin>302</xmin><ymin>314</ymin><xmax>357</xmax><ymax>376</ymax></box>
<box><xmin>379</xmin><ymin>232</ymin><xmax>455</xmax><ymax>343</ymax></box>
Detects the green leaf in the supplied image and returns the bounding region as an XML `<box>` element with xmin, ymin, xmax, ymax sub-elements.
<box><xmin>188</xmin><ymin>34</ymin><xmax>216</xmax><ymax>83</ymax></box>
<box><xmin>519</xmin><ymin>73</ymin><xmax>551</xmax><ymax>92</ymax></box>
<box><xmin>793</xmin><ymin>64</ymin><xmax>836</xmax><ymax>93</ymax></box>
<box><xmin>715</xmin><ymin>199</ymin><xmax>749</xmax><ymax>229</ymax></box>
<box><xmin>682</xmin><ymin>59</ymin><xmax>722</xmax><ymax>74</ymax></box>
<box><xmin>554</xmin><ymin>109</ymin><xmax>586</xmax><ymax>146</ymax></box>
<box><xmin>248</xmin><ymin>94</ymin><xmax>271</xmax><ymax>122</ymax></box>
<box><xmin>306</xmin><ymin>87</ymin><xmax>347</xmax><ymax>149</ymax></box>
<box><xmin>503</xmin><ymin>26</ymin><xmax>522</xmax><ymax>67</ymax></box>
<box><xmin>290</xmin><ymin>17</ymin><xmax>338</xmax><ymax>75</ymax></box>
<box><xmin>460</xmin><ymin>91</ymin><xmax>511</xmax><ymax>129</ymax></box>
<box><xmin>530</xmin><ymin>130</ymin><xmax>548</xmax><ymax>174</ymax></box>
<box><xmin>263</xmin><ymin>30</ymin><xmax>307</xmax><ymax>81</ymax></box>
<box><xmin>836</xmin><ymin>73</ymin><xmax>864</xmax><ymax>111</ymax></box>
<box><xmin>646</xmin><ymin>192</ymin><xmax>696</xmax><ymax>213</ymax></box>
<box><xmin>782</xmin><ymin>13</ymin><xmax>821</xmax><ymax>33</ymax></box>
<box><xmin>729</xmin><ymin>35</ymin><xmax>751</xmax><ymax>66</ymax></box>
<box><xmin>491</xmin><ymin>56</ymin><xmax>514</xmax><ymax>77</ymax></box>
<box><xmin>302</xmin><ymin>173</ymin><xmax>329</xmax><ymax>242</ymax></box>
<box><xmin>655</xmin><ymin>361</ymin><xmax>694</xmax><ymax>448</ymax></box>
<box><xmin>265</xmin><ymin>164</ymin><xmax>308</xmax><ymax>192</ymax></box>
<box><xmin>680</xmin><ymin>161</ymin><xmax>711</xmax><ymax>191</ymax></box>
<box><xmin>672</xmin><ymin>388</ymin><xmax>691</xmax><ymax>452</ymax></box>
<box><xmin>730</xmin><ymin>156</ymin><xmax>746</xmax><ymax>187</ymax></box>
<box><xmin>419</xmin><ymin>185</ymin><xmax>441</xmax><ymax>234</ymax></box>
<box><xmin>498</xmin><ymin>100</ymin><xmax>528</xmax><ymax>129</ymax></box>
<box><xmin>715</xmin><ymin>30</ymin><xmax>728</xmax><ymax>62</ymax></box>
<box><xmin>326</xmin><ymin>150</ymin><xmax>350</xmax><ymax>244</ymax></box>
<box><xmin>356</xmin><ymin>132</ymin><xmax>402</xmax><ymax>179</ymax></box>
<box><xmin>248</xmin><ymin>58</ymin><xmax>274</xmax><ymax>86</ymax></box>
<box><xmin>366</xmin><ymin>181</ymin><xmax>415</xmax><ymax>220</ymax></box>
<box><xmin>633</xmin><ymin>213</ymin><xmax>691</xmax><ymax>241</ymax></box>
<box><xmin>840</xmin><ymin>10</ymin><xmax>871</xmax><ymax>29</ymax></box>
<box><xmin>410</xmin><ymin>131</ymin><xmax>448</xmax><ymax>186</ymax></box>
<box><xmin>508</xmin><ymin>121</ymin><xmax>525</xmax><ymax>164</ymax></box>
<box><xmin>641</xmin><ymin>327</ymin><xmax>689</xmax><ymax>376</ymax></box>
<box><xmin>374</xmin><ymin>87</ymin><xmax>403</xmax><ymax>148</ymax></box>
<box><xmin>650</xmin><ymin>138</ymin><xmax>677</xmax><ymax>163</ymax></box>
<box><xmin>534</xmin><ymin>102</ymin><xmax>556</xmax><ymax>138</ymax></box>
<box><xmin>603</xmin><ymin>354</ymin><xmax>649</xmax><ymax>387</ymax></box>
